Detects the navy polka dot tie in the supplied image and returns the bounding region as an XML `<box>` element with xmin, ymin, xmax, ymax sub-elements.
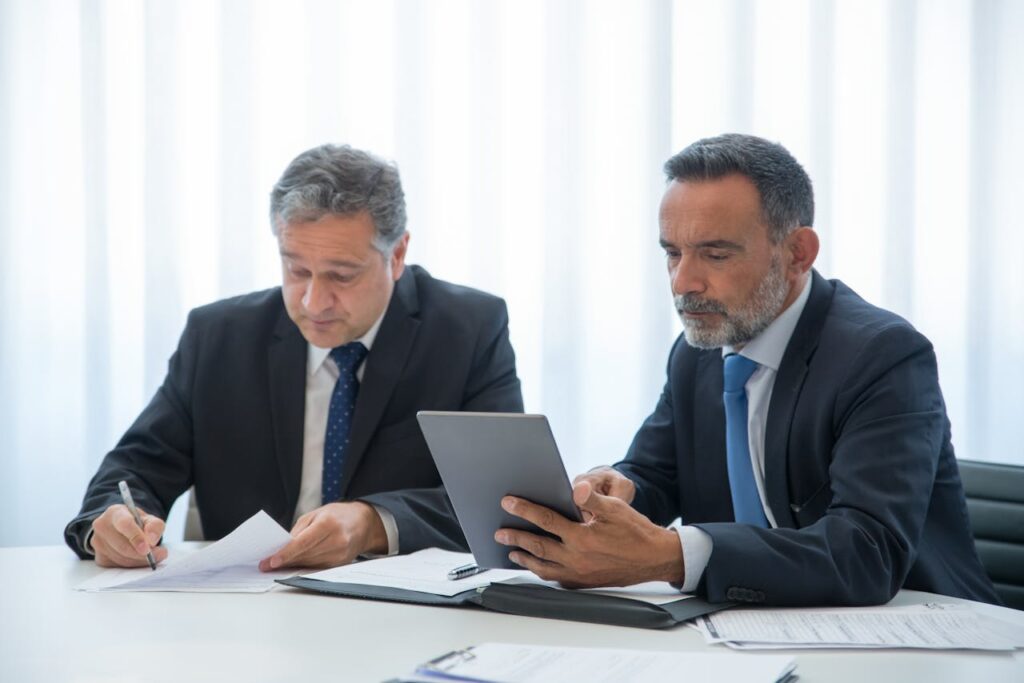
<box><xmin>322</xmin><ymin>341</ymin><xmax>368</xmax><ymax>505</ymax></box>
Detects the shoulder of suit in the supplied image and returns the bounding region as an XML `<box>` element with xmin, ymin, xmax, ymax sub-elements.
<box><xmin>184</xmin><ymin>287</ymin><xmax>284</xmax><ymax>331</ymax></box>
<box><xmin>823</xmin><ymin>278</ymin><xmax>929</xmax><ymax>350</ymax></box>
<box><xmin>407</xmin><ymin>264</ymin><xmax>508</xmax><ymax>312</ymax></box>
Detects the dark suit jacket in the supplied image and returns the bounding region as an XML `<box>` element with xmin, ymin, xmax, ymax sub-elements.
<box><xmin>65</xmin><ymin>265</ymin><xmax>523</xmax><ymax>557</ymax></box>
<box><xmin>616</xmin><ymin>270</ymin><xmax>1000</xmax><ymax>606</ymax></box>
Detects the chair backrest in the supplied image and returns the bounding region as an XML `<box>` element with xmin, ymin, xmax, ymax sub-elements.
<box><xmin>183</xmin><ymin>486</ymin><xmax>204</xmax><ymax>541</ymax></box>
<box><xmin>958</xmin><ymin>458</ymin><xmax>1024</xmax><ymax>610</ymax></box>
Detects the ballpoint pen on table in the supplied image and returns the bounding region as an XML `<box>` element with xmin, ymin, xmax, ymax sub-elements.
<box><xmin>447</xmin><ymin>563</ymin><xmax>489</xmax><ymax>580</ymax></box>
<box><xmin>118</xmin><ymin>480</ymin><xmax>158</xmax><ymax>570</ymax></box>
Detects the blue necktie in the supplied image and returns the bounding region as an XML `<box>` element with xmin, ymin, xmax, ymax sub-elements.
<box><xmin>322</xmin><ymin>342</ymin><xmax>368</xmax><ymax>505</ymax></box>
<box><xmin>723</xmin><ymin>353</ymin><xmax>769</xmax><ymax>527</ymax></box>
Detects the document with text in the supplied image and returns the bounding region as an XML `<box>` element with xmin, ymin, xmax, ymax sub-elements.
<box><xmin>695</xmin><ymin>603</ymin><xmax>1021</xmax><ymax>650</ymax></box>
<box><xmin>398</xmin><ymin>643</ymin><xmax>796</xmax><ymax>683</ymax></box>
<box><xmin>75</xmin><ymin>510</ymin><xmax>294</xmax><ymax>593</ymax></box>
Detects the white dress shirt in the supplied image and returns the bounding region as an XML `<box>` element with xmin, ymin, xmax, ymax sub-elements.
<box><xmin>676</xmin><ymin>275</ymin><xmax>813</xmax><ymax>592</ymax></box>
<box><xmin>296</xmin><ymin>309</ymin><xmax>400</xmax><ymax>555</ymax></box>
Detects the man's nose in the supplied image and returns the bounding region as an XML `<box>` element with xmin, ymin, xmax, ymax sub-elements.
<box><xmin>671</xmin><ymin>255</ymin><xmax>705</xmax><ymax>297</ymax></box>
<box><xmin>302</xmin><ymin>278</ymin><xmax>331</xmax><ymax>315</ymax></box>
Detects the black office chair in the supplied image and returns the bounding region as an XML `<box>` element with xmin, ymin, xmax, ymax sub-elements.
<box><xmin>958</xmin><ymin>458</ymin><xmax>1024</xmax><ymax>610</ymax></box>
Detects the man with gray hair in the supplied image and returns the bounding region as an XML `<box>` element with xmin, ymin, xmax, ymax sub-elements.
<box><xmin>66</xmin><ymin>144</ymin><xmax>523</xmax><ymax>569</ymax></box>
<box><xmin>496</xmin><ymin>134</ymin><xmax>999</xmax><ymax>607</ymax></box>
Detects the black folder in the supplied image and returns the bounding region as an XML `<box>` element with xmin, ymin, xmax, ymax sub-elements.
<box><xmin>277</xmin><ymin>576</ymin><xmax>733</xmax><ymax>630</ymax></box>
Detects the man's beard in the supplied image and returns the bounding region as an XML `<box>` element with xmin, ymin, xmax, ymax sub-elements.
<box><xmin>674</xmin><ymin>256</ymin><xmax>789</xmax><ymax>350</ymax></box>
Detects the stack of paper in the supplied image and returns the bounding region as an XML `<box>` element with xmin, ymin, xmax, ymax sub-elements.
<box><xmin>394</xmin><ymin>643</ymin><xmax>796</xmax><ymax>683</ymax></box>
<box><xmin>693</xmin><ymin>603</ymin><xmax>1022</xmax><ymax>650</ymax></box>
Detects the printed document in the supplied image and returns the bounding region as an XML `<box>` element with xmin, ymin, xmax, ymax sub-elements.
<box><xmin>696</xmin><ymin>603</ymin><xmax>1021</xmax><ymax>650</ymax></box>
<box><xmin>302</xmin><ymin>548</ymin><xmax>525</xmax><ymax>597</ymax></box>
<box><xmin>75</xmin><ymin>510</ymin><xmax>294</xmax><ymax>593</ymax></box>
<box><xmin>399</xmin><ymin>643</ymin><xmax>795</xmax><ymax>683</ymax></box>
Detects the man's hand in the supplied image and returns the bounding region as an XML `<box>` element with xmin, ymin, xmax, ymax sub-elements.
<box><xmin>494</xmin><ymin>480</ymin><xmax>683</xmax><ymax>588</ymax></box>
<box><xmin>573</xmin><ymin>466</ymin><xmax>636</xmax><ymax>503</ymax></box>
<box><xmin>259</xmin><ymin>502</ymin><xmax>387</xmax><ymax>571</ymax></box>
<box><xmin>90</xmin><ymin>504</ymin><xmax>168</xmax><ymax>568</ymax></box>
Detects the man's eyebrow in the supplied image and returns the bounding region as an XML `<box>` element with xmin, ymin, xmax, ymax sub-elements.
<box><xmin>279</xmin><ymin>251</ymin><xmax>364</xmax><ymax>269</ymax></box>
<box><xmin>693</xmin><ymin>239</ymin><xmax>744</xmax><ymax>251</ymax></box>
<box><xmin>657</xmin><ymin>239</ymin><xmax>745</xmax><ymax>251</ymax></box>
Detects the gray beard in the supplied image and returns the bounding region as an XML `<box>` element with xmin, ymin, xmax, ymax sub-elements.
<box><xmin>674</xmin><ymin>257</ymin><xmax>789</xmax><ymax>350</ymax></box>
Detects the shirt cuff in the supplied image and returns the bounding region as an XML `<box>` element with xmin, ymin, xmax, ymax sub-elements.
<box><xmin>676</xmin><ymin>525</ymin><xmax>713</xmax><ymax>593</ymax></box>
<box><xmin>368</xmin><ymin>503</ymin><xmax>399</xmax><ymax>557</ymax></box>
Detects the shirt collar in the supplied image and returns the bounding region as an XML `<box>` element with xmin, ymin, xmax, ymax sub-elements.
<box><xmin>307</xmin><ymin>304</ymin><xmax>388</xmax><ymax>377</ymax></box>
<box><xmin>722</xmin><ymin>274</ymin><xmax>813</xmax><ymax>372</ymax></box>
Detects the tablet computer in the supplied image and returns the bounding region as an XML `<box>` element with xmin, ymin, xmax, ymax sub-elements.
<box><xmin>416</xmin><ymin>411</ymin><xmax>582</xmax><ymax>569</ymax></box>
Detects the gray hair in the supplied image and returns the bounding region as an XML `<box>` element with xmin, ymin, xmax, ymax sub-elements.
<box><xmin>269</xmin><ymin>144</ymin><xmax>407</xmax><ymax>253</ymax></box>
<box><xmin>663</xmin><ymin>134</ymin><xmax>814</xmax><ymax>243</ymax></box>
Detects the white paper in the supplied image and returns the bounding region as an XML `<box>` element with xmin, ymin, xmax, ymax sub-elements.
<box><xmin>699</xmin><ymin>603</ymin><xmax>1019</xmax><ymax>651</ymax></box>
<box><xmin>405</xmin><ymin>643</ymin><xmax>795</xmax><ymax>683</ymax></box>
<box><xmin>302</xmin><ymin>549</ymin><xmax>527</xmax><ymax>597</ymax></box>
<box><xmin>75</xmin><ymin>510</ymin><xmax>294</xmax><ymax>593</ymax></box>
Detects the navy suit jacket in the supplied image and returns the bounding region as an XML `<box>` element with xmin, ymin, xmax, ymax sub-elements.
<box><xmin>65</xmin><ymin>265</ymin><xmax>524</xmax><ymax>557</ymax></box>
<box><xmin>616</xmin><ymin>271</ymin><xmax>999</xmax><ymax>606</ymax></box>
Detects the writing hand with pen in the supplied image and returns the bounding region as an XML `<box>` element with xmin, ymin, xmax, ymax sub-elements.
<box><xmin>89</xmin><ymin>481</ymin><xmax>168</xmax><ymax>569</ymax></box>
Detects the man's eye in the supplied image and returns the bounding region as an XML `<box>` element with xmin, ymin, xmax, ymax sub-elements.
<box><xmin>706</xmin><ymin>252</ymin><xmax>730</xmax><ymax>262</ymax></box>
<box><xmin>330</xmin><ymin>273</ymin><xmax>356</xmax><ymax>284</ymax></box>
<box><xmin>289</xmin><ymin>266</ymin><xmax>311</xmax><ymax>277</ymax></box>
<box><xmin>665</xmin><ymin>251</ymin><xmax>681</xmax><ymax>261</ymax></box>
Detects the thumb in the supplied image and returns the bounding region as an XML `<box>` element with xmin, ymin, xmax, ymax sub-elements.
<box><xmin>573</xmin><ymin>479</ymin><xmax>603</xmax><ymax>510</ymax></box>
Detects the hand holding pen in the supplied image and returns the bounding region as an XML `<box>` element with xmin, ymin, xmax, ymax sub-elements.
<box><xmin>87</xmin><ymin>482</ymin><xmax>168</xmax><ymax>569</ymax></box>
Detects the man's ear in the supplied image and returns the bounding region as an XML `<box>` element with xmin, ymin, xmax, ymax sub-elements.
<box><xmin>786</xmin><ymin>227</ymin><xmax>819</xmax><ymax>276</ymax></box>
<box><xmin>389</xmin><ymin>232</ymin><xmax>410</xmax><ymax>281</ymax></box>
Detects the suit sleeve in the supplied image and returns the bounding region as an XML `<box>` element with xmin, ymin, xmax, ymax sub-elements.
<box><xmin>63</xmin><ymin>315</ymin><xmax>199</xmax><ymax>558</ymax></box>
<box><xmin>359</xmin><ymin>299</ymin><xmax>524</xmax><ymax>553</ymax></box>
<box><xmin>695</xmin><ymin>324</ymin><xmax>946</xmax><ymax>606</ymax></box>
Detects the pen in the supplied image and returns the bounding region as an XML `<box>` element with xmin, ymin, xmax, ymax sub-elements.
<box><xmin>447</xmin><ymin>563</ymin><xmax>489</xmax><ymax>581</ymax></box>
<box><xmin>118</xmin><ymin>480</ymin><xmax>158</xmax><ymax>570</ymax></box>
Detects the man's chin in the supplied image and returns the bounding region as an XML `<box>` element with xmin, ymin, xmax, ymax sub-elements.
<box><xmin>300</xmin><ymin>322</ymin><xmax>351</xmax><ymax>349</ymax></box>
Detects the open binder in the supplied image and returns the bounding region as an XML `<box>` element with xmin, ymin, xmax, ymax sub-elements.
<box><xmin>277</xmin><ymin>576</ymin><xmax>733</xmax><ymax>629</ymax></box>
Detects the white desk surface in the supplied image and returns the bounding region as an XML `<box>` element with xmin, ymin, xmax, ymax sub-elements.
<box><xmin>1</xmin><ymin>544</ymin><xmax>1021</xmax><ymax>682</ymax></box>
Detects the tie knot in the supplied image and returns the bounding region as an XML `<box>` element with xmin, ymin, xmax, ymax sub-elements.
<box><xmin>330</xmin><ymin>341</ymin><xmax>368</xmax><ymax>375</ymax></box>
<box><xmin>723</xmin><ymin>353</ymin><xmax>758</xmax><ymax>393</ymax></box>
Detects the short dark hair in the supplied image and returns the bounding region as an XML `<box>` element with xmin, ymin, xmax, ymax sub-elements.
<box><xmin>269</xmin><ymin>144</ymin><xmax>406</xmax><ymax>253</ymax></box>
<box><xmin>663</xmin><ymin>133</ymin><xmax>814</xmax><ymax>243</ymax></box>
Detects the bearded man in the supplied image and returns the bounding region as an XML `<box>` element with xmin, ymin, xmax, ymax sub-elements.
<box><xmin>494</xmin><ymin>133</ymin><xmax>1000</xmax><ymax>607</ymax></box>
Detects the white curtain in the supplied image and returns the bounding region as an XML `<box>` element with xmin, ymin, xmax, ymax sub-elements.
<box><xmin>1</xmin><ymin>0</ymin><xmax>1022</xmax><ymax>547</ymax></box>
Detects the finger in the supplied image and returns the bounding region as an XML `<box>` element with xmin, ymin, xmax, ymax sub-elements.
<box><xmin>506</xmin><ymin>550</ymin><xmax>565</xmax><ymax>580</ymax></box>
<box><xmin>139</xmin><ymin>512</ymin><xmax>165</xmax><ymax>547</ymax></box>
<box><xmin>494</xmin><ymin>528</ymin><xmax>562</xmax><ymax>563</ymax></box>
<box><xmin>500</xmin><ymin>496</ymin><xmax>573</xmax><ymax>538</ymax></box>
<box><xmin>289</xmin><ymin>511</ymin><xmax>316</xmax><ymax>535</ymax></box>
<box><xmin>92</xmin><ymin>533</ymin><xmax>149</xmax><ymax>568</ymax></box>
<box><xmin>573</xmin><ymin>480</ymin><xmax>594</xmax><ymax>507</ymax></box>
<box><xmin>110</xmin><ymin>507</ymin><xmax>153</xmax><ymax>556</ymax></box>
<box><xmin>261</xmin><ymin>524</ymin><xmax>327</xmax><ymax>571</ymax></box>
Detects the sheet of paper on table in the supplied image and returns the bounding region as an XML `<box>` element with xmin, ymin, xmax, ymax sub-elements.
<box><xmin>396</xmin><ymin>643</ymin><xmax>796</xmax><ymax>683</ymax></box>
<box><xmin>75</xmin><ymin>510</ymin><xmax>294</xmax><ymax>593</ymax></box>
<box><xmin>695</xmin><ymin>602</ymin><xmax>1022</xmax><ymax>650</ymax></box>
<box><xmin>302</xmin><ymin>548</ymin><xmax>525</xmax><ymax>597</ymax></box>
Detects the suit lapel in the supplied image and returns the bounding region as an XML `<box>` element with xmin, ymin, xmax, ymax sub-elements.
<box><xmin>763</xmin><ymin>270</ymin><xmax>833</xmax><ymax>528</ymax></box>
<box><xmin>267</xmin><ymin>300</ymin><xmax>308</xmax><ymax>519</ymax></box>
<box><xmin>693</xmin><ymin>351</ymin><xmax>733</xmax><ymax>521</ymax></box>
<box><xmin>340</xmin><ymin>270</ymin><xmax>422</xmax><ymax>496</ymax></box>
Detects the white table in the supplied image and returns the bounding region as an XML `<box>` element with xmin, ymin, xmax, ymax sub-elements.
<box><xmin>1</xmin><ymin>544</ymin><xmax>1021</xmax><ymax>682</ymax></box>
